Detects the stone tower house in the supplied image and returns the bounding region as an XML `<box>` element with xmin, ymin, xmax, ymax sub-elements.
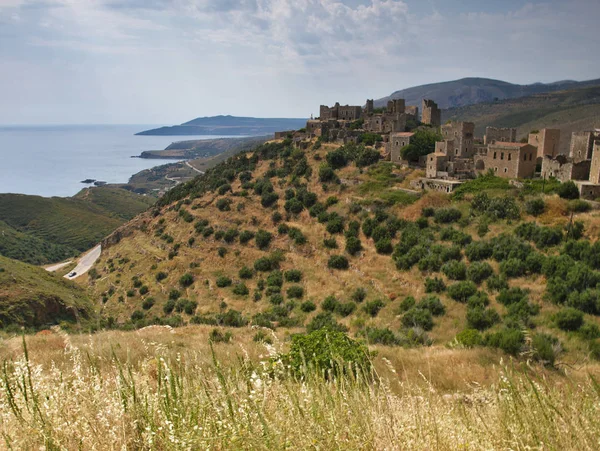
<box><xmin>421</xmin><ymin>99</ymin><xmax>441</xmax><ymax>127</ymax></box>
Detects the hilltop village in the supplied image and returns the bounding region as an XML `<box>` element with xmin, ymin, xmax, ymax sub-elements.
<box><xmin>276</xmin><ymin>98</ymin><xmax>600</xmax><ymax>199</ymax></box>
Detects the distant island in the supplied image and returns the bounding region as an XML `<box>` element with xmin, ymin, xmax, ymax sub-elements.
<box><xmin>136</xmin><ymin>115</ymin><xmax>307</xmax><ymax>136</ymax></box>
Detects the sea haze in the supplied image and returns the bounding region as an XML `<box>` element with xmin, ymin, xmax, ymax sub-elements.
<box><xmin>0</xmin><ymin>125</ymin><xmax>228</xmax><ymax>198</ymax></box>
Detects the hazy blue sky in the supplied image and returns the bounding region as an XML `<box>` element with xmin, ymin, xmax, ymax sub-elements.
<box><xmin>1</xmin><ymin>0</ymin><xmax>599</xmax><ymax>124</ymax></box>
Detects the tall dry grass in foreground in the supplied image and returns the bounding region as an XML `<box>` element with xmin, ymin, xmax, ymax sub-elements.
<box><xmin>0</xmin><ymin>328</ymin><xmax>599</xmax><ymax>450</ymax></box>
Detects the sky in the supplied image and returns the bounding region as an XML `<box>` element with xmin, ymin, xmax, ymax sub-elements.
<box><xmin>0</xmin><ymin>0</ymin><xmax>599</xmax><ymax>125</ymax></box>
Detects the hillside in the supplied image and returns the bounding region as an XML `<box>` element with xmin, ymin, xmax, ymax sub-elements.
<box><xmin>443</xmin><ymin>85</ymin><xmax>600</xmax><ymax>153</ymax></box>
<box><xmin>375</xmin><ymin>77</ymin><xmax>600</xmax><ymax>109</ymax></box>
<box><xmin>85</xmin><ymin>138</ymin><xmax>600</xmax><ymax>368</ymax></box>
<box><xmin>136</xmin><ymin>115</ymin><xmax>307</xmax><ymax>136</ymax></box>
<box><xmin>139</xmin><ymin>135</ymin><xmax>268</xmax><ymax>159</ymax></box>
<box><xmin>0</xmin><ymin>186</ymin><xmax>154</xmax><ymax>264</ymax></box>
<box><xmin>0</xmin><ymin>255</ymin><xmax>92</xmax><ymax>330</ymax></box>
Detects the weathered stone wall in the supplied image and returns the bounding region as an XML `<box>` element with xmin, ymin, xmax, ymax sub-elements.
<box><xmin>426</xmin><ymin>153</ymin><xmax>448</xmax><ymax>178</ymax></box>
<box><xmin>389</xmin><ymin>132</ymin><xmax>414</xmax><ymax>163</ymax></box>
<box><xmin>590</xmin><ymin>141</ymin><xmax>600</xmax><ymax>184</ymax></box>
<box><xmin>570</xmin><ymin>131</ymin><xmax>595</xmax><ymax>163</ymax></box>
<box><xmin>541</xmin><ymin>155</ymin><xmax>591</xmax><ymax>182</ymax></box>
<box><xmin>405</xmin><ymin>105</ymin><xmax>418</xmax><ymax>117</ymax></box>
<box><xmin>441</xmin><ymin>122</ymin><xmax>475</xmax><ymax>159</ymax></box>
<box><xmin>338</xmin><ymin>105</ymin><xmax>362</xmax><ymax>121</ymax></box>
<box><xmin>529</xmin><ymin>128</ymin><xmax>561</xmax><ymax>159</ymax></box>
<box><xmin>577</xmin><ymin>182</ymin><xmax>600</xmax><ymax>200</ymax></box>
<box><xmin>477</xmin><ymin>143</ymin><xmax>536</xmax><ymax>179</ymax></box>
<box><xmin>421</xmin><ymin>99</ymin><xmax>441</xmax><ymax>127</ymax></box>
<box><xmin>365</xmin><ymin>99</ymin><xmax>374</xmax><ymax>115</ymax></box>
<box><xmin>484</xmin><ymin>127</ymin><xmax>517</xmax><ymax>145</ymax></box>
<box><xmin>386</xmin><ymin>99</ymin><xmax>405</xmax><ymax>114</ymax></box>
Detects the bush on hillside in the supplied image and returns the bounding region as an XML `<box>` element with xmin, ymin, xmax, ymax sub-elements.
<box><xmin>216</xmin><ymin>276</ymin><xmax>232</xmax><ymax>288</ymax></box>
<box><xmin>555</xmin><ymin>307</ymin><xmax>584</xmax><ymax>331</ymax></box>
<box><xmin>525</xmin><ymin>198</ymin><xmax>546</xmax><ymax>216</ymax></box>
<box><xmin>557</xmin><ymin>181</ymin><xmax>580</xmax><ymax>200</ymax></box>
<box><xmin>447</xmin><ymin>281</ymin><xmax>478</xmax><ymax>303</ymax></box>
<box><xmin>402</xmin><ymin>308</ymin><xmax>434</xmax><ymax>331</ymax></box>
<box><xmin>255</xmin><ymin>230</ymin><xmax>273</xmax><ymax>250</ymax></box>
<box><xmin>284</xmin><ymin>329</ymin><xmax>370</xmax><ymax>377</ymax></box>
<box><xmin>363</xmin><ymin>299</ymin><xmax>385</xmax><ymax>317</ymax></box>
<box><xmin>179</xmin><ymin>273</ymin><xmax>194</xmax><ymax>287</ymax></box>
<box><xmin>306</xmin><ymin>312</ymin><xmax>348</xmax><ymax>333</ymax></box>
<box><xmin>328</xmin><ymin>255</ymin><xmax>349</xmax><ymax>270</ymax></box>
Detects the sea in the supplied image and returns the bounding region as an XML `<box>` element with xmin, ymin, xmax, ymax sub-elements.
<box><xmin>0</xmin><ymin>124</ymin><xmax>229</xmax><ymax>198</ymax></box>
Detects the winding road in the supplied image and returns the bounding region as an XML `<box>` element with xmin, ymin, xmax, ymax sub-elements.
<box><xmin>45</xmin><ymin>260</ymin><xmax>73</xmax><ymax>272</ymax></box>
<box><xmin>185</xmin><ymin>161</ymin><xmax>205</xmax><ymax>174</ymax></box>
<box><xmin>64</xmin><ymin>244</ymin><xmax>102</xmax><ymax>280</ymax></box>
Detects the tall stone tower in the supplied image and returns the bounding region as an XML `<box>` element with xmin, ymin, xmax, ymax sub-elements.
<box><xmin>365</xmin><ymin>99</ymin><xmax>374</xmax><ymax>115</ymax></box>
<box><xmin>422</xmin><ymin>99</ymin><xmax>441</xmax><ymax>127</ymax></box>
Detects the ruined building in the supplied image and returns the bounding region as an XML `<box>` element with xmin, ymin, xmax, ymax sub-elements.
<box><xmin>570</xmin><ymin>131</ymin><xmax>596</xmax><ymax>163</ymax></box>
<box><xmin>441</xmin><ymin>121</ymin><xmax>475</xmax><ymax>159</ymax></box>
<box><xmin>484</xmin><ymin>127</ymin><xmax>517</xmax><ymax>145</ymax></box>
<box><xmin>421</xmin><ymin>99</ymin><xmax>441</xmax><ymax>127</ymax></box>
<box><xmin>319</xmin><ymin>102</ymin><xmax>362</xmax><ymax>121</ymax></box>
<box><xmin>528</xmin><ymin>128</ymin><xmax>560</xmax><ymax>160</ymax></box>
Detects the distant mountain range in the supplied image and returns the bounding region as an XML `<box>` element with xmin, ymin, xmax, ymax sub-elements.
<box><xmin>136</xmin><ymin>116</ymin><xmax>307</xmax><ymax>136</ymax></box>
<box><xmin>374</xmin><ymin>77</ymin><xmax>600</xmax><ymax>109</ymax></box>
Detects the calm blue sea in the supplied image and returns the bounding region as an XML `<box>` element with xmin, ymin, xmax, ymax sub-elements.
<box><xmin>0</xmin><ymin>125</ymin><xmax>228</xmax><ymax>198</ymax></box>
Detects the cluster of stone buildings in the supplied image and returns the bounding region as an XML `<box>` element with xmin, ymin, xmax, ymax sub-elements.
<box><xmin>276</xmin><ymin>96</ymin><xmax>600</xmax><ymax>199</ymax></box>
<box><xmin>305</xmin><ymin>98</ymin><xmax>441</xmax><ymax>147</ymax></box>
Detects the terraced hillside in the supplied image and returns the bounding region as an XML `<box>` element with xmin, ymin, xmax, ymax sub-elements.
<box><xmin>86</xmin><ymin>138</ymin><xmax>600</xmax><ymax>365</ymax></box>
<box><xmin>0</xmin><ymin>255</ymin><xmax>92</xmax><ymax>330</ymax></box>
<box><xmin>0</xmin><ymin>186</ymin><xmax>154</xmax><ymax>264</ymax></box>
<box><xmin>443</xmin><ymin>85</ymin><xmax>600</xmax><ymax>153</ymax></box>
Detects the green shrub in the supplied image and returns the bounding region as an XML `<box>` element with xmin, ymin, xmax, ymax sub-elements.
<box><xmin>442</xmin><ymin>260</ymin><xmax>467</xmax><ymax>280</ymax></box>
<box><xmin>254</xmin><ymin>257</ymin><xmax>273</xmax><ymax>272</ymax></box>
<box><xmin>261</xmin><ymin>192</ymin><xmax>279</xmax><ymax>208</ymax></box>
<box><xmin>399</xmin><ymin>296</ymin><xmax>416</xmax><ymax>313</ymax></box>
<box><xmin>417</xmin><ymin>296</ymin><xmax>446</xmax><ymax>316</ymax></box>
<box><xmin>455</xmin><ymin>329</ymin><xmax>482</xmax><ymax>348</ymax></box>
<box><xmin>217</xmin><ymin>247</ymin><xmax>227</xmax><ymax>258</ymax></box>
<box><xmin>131</xmin><ymin>310</ymin><xmax>144</xmax><ymax>322</ymax></box>
<box><xmin>209</xmin><ymin>329</ymin><xmax>232</xmax><ymax>343</ymax></box>
<box><xmin>306</xmin><ymin>312</ymin><xmax>348</xmax><ymax>333</ymax></box>
<box><xmin>155</xmin><ymin>271</ymin><xmax>168</xmax><ymax>282</ymax></box>
<box><xmin>467</xmin><ymin>262</ymin><xmax>494</xmax><ymax>284</ymax></box>
<box><xmin>324</xmin><ymin>238</ymin><xmax>338</xmax><ymax>249</ymax></box>
<box><xmin>328</xmin><ymin>255</ymin><xmax>349</xmax><ymax>270</ymax></box>
<box><xmin>362</xmin><ymin>327</ymin><xmax>399</xmax><ymax>346</ymax></box>
<box><xmin>163</xmin><ymin>300</ymin><xmax>175</xmax><ymax>314</ymax></box>
<box><xmin>568</xmin><ymin>199</ymin><xmax>591</xmax><ymax>213</ymax></box>
<box><xmin>484</xmin><ymin>328</ymin><xmax>525</xmax><ymax>356</ymax></box>
<box><xmin>447</xmin><ymin>281</ymin><xmax>478</xmax><ymax>303</ymax></box>
<box><xmin>497</xmin><ymin>287</ymin><xmax>528</xmax><ymax>306</ymax></box>
<box><xmin>232</xmin><ymin>283</ymin><xmax>249</xmax><ymax>296</ymax></box>
<box><xmin>557</xmin><ymin>181</ymin><xmax>580</xmax><ymax>200</ymax></box>
<box><xmin>363</xmin><ymin>299</ymin><xmax>385</xmax><ymax>317</ymax></box>
<box><xmin>402</xmin><ymin>308</ymin><xmax>434</xmax><ymax>331</ymax></box>
<box><xmin>555</xmin><ymin>308</ymin><xmax>584</xmax><ymax>331</ymax></box>
<box><xmin>322</xmin><ymin>295</ymin><xmax>339</xmax><ymax>312</ymax></box>
<box><xmin>466</xmin><ymin>307</ymin><xmax>500</xmax><ymax>331</ymax></box>
<box><xmin>287</xmin><ymin>285</ymin><xmax>304</xmax><ymax>299</ymax></box>
<box><xmin>500</xmin><ymin>258</ymin><xmax>527</xmax><ymax>278</ymax></box>
<box><xmin>525</xmin><ymin>198</ymin><xmax>545</xmax><ymax>216</ymax></box>
<box><xmin>223</xmin><ymin>228</ymin><xmax>239</xmax><ymax>244</ymax></box>
<box><xmin>216</xmin><ymin>198</ymin><xmax>232</xmax><ymax>211</ymax></box>
<box><xmin>239</xmin><ymin>230</ymin><xmax>255</xmax><ymax>244</ymax></box>
<box><xmin>487</xmin><ymin>274</ymin><xmax>509</xmax><ymax>292</ymax></box>
<box><xmin>269</xmin><ymin>294</ymin><xmax>284</xmax><ymax>305</ymax></box>
<box><xmin>168</xmin><ymin>289</ymin><xmax>181</xmax><ymax>300</ymax></box>
<box><xmin>424</xmin><ymin>277</ymin><xmax>445</xmax><ymax>293</ymax></box>
<box><xmin>375</xmin><ymin>238</ymin><xmax>393</xmax><ymax>255</ymax></box>
<box><xmin>284</xmin><ymin>329</ymin><xmax>370</xmax><ymax>377</ymax></box>
<box><xmin>531</xmin><ymin>333</ymin><xmax>560</xmax><ymax>366</ymax></box>
<box><xmin>351</xmin><ymin>288</ymin><xmax>367</xmax><ymax>303</ymax></box>
<box><xmin>345</xmin><ymin>236</ymin><xmax>363</xmax><ymax>256</ymax></box>
<box><xmin>239</xmin><ymin>266</ymin><xmax>254</xmax><ymax>279</ymax></box>
<box><xmin>216</xmin><ymin>276</ymin><xmax>232</xmax><ymax>288</ymax></box>
<box><xmin>335</xmin><ymin>302</ymin><xmax>356</xmax><ymax>317</ymax></box>
<box><xmin>300</xmin><ymin>301</ymin><xmax>317</xmax><ymax>313</ymax></box>
<box><xmin>579</xmin><ymin>323</ymin><xmax>600</xmax><ymax>340</ymax></box>
<box><xmin>255</xmin><ymin>230</ymin><xmax>273</xmax><ymax>250</ymax></box>
<box><xmin>267</xmin><ymin>271</ymin><xmax>283</xmax><ymax>287</ymax></box>
<box><xmin>139</xmin><ymin>285</ymin><xmax>149</xmax><ymax>296</ymax></box>
<box><xmin>142</xmin><ymin>297</ymin><xmax>155</xmax><ymax>310</ymax></box>
<box><xmin>284</xmin><ymin>269</ymin><xmax>302</xmax><ymax>282</ymax></box>
<box><xmin>434</xmin><ymin>208</ymin><xmax>462</xmax><ymax>224</ymax></box>
<box><xmin>179</xmin><ymin>273</ymin><xmax>194</xmax><ymax>287</ymax></box>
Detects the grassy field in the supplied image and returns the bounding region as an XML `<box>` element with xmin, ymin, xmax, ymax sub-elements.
<box><xmin>1</xmin><ymin>326</ymin><xmax>600</xmax><ymax>449</ymax></box>
<box><xmin>0</xmin><ymin>255</ymin><xmax>92</xmax><ymax>329</ymax></box>
<box><xmin>443</xmin><ymin>85</ymin><xmax>600</xmax><ymax>153</ymax></box>
<box><xmin>0</xmin><ymin>186</ymin><xmax>154</xmax><ymax>264</ymax></box>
